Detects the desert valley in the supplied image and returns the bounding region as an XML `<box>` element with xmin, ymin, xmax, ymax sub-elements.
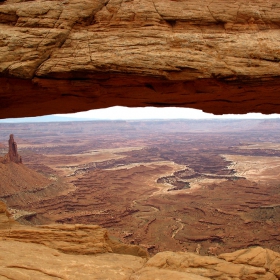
<box><xmin>1</xmin><ymin>119</ymin><xmax>280</xmax><ymax>260</ymax></box>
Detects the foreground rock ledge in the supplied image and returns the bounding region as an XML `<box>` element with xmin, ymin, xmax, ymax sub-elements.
<box><xmin>1</xmin><ymin>0</ymin><xmax>280</xmax><ymax>118</ymax></box>
<box><xmin>1</xmin><ymin>202</ymin><xmax>280</xmax><ymax>279</ymax></box>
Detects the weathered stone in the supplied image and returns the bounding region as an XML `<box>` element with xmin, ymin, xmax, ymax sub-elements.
<box><xmin>0</xmin><ymin>203</ymin><xmax>148</xmax><ymax>257</ymax></box>
<box><xmin>3</xmin><ymin>134</ymin><xmax>21</xmax><ymax>163</ymax></box>
<box><xmin>0</xmin><ymin>240</ymin><xmax>146</xmax><ymax>280</ymax></box>
<box><xmin>0</xmin><ymin>0</ymin><xmax>280</xmax><ymax>118</ymax></box>
<box><xmin>0</xmin><ymin>134</ymin><xmax>53</xmax><ymax>198</ymax></box>
<box><xmin>141</xmin><ymin>251</ymin><xmax>277</xmax><ymax>280</ymax></box>
<box><xmin>220</xmin><ymin>247</ymin><xmax>280</xmax><ymax>279</ymax></box>
<box><xmin>0</xmin><ymin>201</ymin><xmax>279</xmax><ymax>279</ymax></box>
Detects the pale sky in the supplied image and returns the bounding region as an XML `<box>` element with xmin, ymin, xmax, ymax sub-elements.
<box><xmin>56</xmin><ymin>106</ymin><xmax>280</xmax><ymax>120</ymax></box>
<box><xmin>1</xmin><ymin>106</ymin><xmax>280</xmax><ymax>123</ymax></box>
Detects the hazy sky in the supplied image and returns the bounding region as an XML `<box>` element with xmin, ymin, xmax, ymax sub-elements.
<box><xmin>1</xmin><ymin>107</ymin><xmax>280</xmax><ymax>123</ymax></box>
<box><xmin>56</xmin><ymin>106</ymin><xmax>280</xmax><ymax>120</ymax></box>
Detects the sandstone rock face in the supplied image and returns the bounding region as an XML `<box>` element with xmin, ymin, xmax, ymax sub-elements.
<box><xmin>0</xmin><ymin>239</ymin><xmax>147</xmax><ymax>280</ymax></box>
<box><xmin>3</xmin><ymin>134</ymin><xmax>22</xmax><ymax>163</ymax></box>
<box><xmin>0</xmin><ymin>0</ymin><xmax>280</xmax><ymax>118</ymax></box>
<box><xmin>0</xmin><ymin>201</ymin><xmax>149</xmax><ymax>257</ymax></box>
<box><xmin>1</xmin><ymin>201</ymin><xmax>280</xmax><ymax>279</ymax></box>
<box><xmin>139</xmin><ymin>250</ymin><xmax>280</xmax><ymax>280</ymax></box>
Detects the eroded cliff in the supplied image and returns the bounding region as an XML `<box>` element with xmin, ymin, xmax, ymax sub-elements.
<box><xmin>3</xmin><ymin>134</ymin><xmax>22</xmax><ymax>163</ymax></box>
<box><xmin>0</xmin><ymin>134</ymin><xmax>69</xmax><ymax>208</ymax></box>
<box><xmin>1</xmin><ymin>0</ymin><xmax>280</xmax><ymax>117</ymax></box>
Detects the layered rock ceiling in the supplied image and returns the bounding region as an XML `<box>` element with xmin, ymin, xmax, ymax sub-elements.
<box><xmin>1</xmin><ymin>0</ymin><xmax>280</xmax><ymax>118</ymax></box>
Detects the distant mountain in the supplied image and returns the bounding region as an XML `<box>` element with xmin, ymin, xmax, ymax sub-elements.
<box><xmin>0</xmin><ymin>115</ymin><xmax>92</xmax><ymax>123</ymax></box>
<box><xmin>1</xmin><ymin>115</ymin><xmax>280</xmax><ymax>124</ymax></box>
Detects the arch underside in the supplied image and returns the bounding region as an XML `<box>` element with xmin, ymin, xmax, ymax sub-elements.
<box><xmin>0</xmin><ymin>0</ymin><xmax>280</xmax><ymax>118</ymax></box>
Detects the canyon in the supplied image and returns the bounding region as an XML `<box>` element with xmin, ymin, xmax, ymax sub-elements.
<box><xmin>1</xmin><ymin>120</ymin><xmax>280</xmax><ymax>263</ymax></box>
<box><xmin>1</xmin><ymin>0</ymin><xmax>280</xmax><ymax>277</ymax></box>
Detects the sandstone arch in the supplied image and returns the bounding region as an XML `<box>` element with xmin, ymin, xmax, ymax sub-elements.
<box><xmin>0</xmin><ymin>0</ymin><xmax>280</xmax><ymax>118</ymax></box>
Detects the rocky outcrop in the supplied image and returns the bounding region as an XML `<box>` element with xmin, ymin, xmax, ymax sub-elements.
<box><xmin>3</xmin><ymin>134</ymin><xmax>22</xmax><ymax>164</ymax></box>
<box><xmin>0</xmin><ymin>134</ymin><xmax>77</xmax><ymax>209</ymax></box>
<box><xmin>1</xmin><ymin>0</ymin><xmax>280</xmax><ymax>118</ymax></box>
<box><xmin>0</xmin><ymin>240</ymin><xmax>147</xmax><ymax>280</ymax></box>
<box><xmin>0</xmin><ymin>201</ymin><xmax>148</xmax><ymax>257</ymax></box>
<box><xmin>1</xmin><ymin>201</ymin><xmax>280</xmax><ymax>279</ymax></box>
<box><xmin>0</xmin><ymin>134</ymin><xmax>52</xmax><ymax>198</ymax></box>
<box><xmin>2</xmin><ymin>242</ymin><xmax>279</xmax><ymax>280</ymax></box>
<box><xmin>137</xmin><ymin>249</ymin><xmax>280</xmax><ymax>280</ymax></box>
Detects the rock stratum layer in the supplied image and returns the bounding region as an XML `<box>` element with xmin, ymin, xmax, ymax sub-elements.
<box><xmin>1</xmin><ymin>0</ymin><xmax>280</xmax><ymax>118</ymax></box>
<box><xmin>1</xmin><ymin>202</ymin><xmax>280</xmax><ymax>279</ymax></box>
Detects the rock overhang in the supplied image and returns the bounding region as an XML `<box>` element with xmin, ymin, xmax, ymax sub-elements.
<box><xmin>0</xmin><ymin>0</ymin><xmax>280</xmax><ymax>118</ymax></box>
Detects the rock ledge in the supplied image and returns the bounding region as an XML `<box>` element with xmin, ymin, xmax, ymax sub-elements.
<box><xmin>0</xmin><ymin>201</ymin><xmax>280</xmax><ymax>279</ymax></box>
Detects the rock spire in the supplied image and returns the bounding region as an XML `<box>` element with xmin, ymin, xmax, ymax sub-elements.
<box><xmin>4</xmin><ymin>134</ymin><xmax>22</xmax><ymax>164</ymax></box>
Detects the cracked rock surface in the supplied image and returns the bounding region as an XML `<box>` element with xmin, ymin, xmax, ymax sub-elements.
<box><xmin>0</xmin><ymin>0</ymin><xmax>280</xmax><ymax>117</ymax></box>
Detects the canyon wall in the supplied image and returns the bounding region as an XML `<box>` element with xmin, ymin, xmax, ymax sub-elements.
<box><xmin>0</xmin><ymin>0</ymin><xmax>280</xmax><ymax>118</ymax></box>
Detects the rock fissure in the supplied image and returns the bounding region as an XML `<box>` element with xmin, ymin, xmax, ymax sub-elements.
<box><xmin>151</xmin><ymin>0</ymin><xmax>163</xmax><ymax>21</ymax></box>
<box><xmin>233</xmin><ymin>4</ymin><xmax>242</xmax><ymax>27</ymax></box>
<box><xmin>206</xmin><ymin>5</ymin><xmax>220</xmax><ymax>24</ymax></box>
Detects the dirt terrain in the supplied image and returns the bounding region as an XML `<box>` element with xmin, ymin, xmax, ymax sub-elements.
<box><xmin>1</xmin><ymin>120</ymin><xmax>280</xmax><ymax>255</ymax></box>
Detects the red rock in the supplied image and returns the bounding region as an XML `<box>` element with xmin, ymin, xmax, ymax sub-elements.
<box><xmin>3</xmin><ymin>134</ymin><xmax>22</xmax><ymax>164</ymax></box>
<box><xmin>0</xmin><ymin>0</ymin><xmax>280</xmax><ymax>117</ymax></box>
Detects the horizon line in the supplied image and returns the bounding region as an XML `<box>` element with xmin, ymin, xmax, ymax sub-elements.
<box><xmin>1</xmin><ymin>106</ymin><xmax>280</xmax><ymax>123</ymax></box>
<box><xmin>1</xmin><ymin>117</ymin><xmax>280</xmax><ymax>124</ymax></box>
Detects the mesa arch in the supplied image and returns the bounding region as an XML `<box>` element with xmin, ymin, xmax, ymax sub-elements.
<box><xmin>0</xmin><ymin>0</ymin><xmax>280</xmax><ymax>118</ymax></box>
